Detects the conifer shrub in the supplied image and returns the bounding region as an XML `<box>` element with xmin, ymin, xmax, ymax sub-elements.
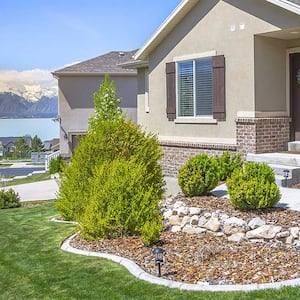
<box><xmin>226</xmin><ymin>162</ymin><xmax>281</xmax><ymax>210</ymax></box>
<box><xmin>0</xmin><ymin>188</ymin><xmax>20</xmax><ymax>209</ymax></box>
<box><xmin>217</xmin><ymin>151</ymin><xmax>243</xmax><ymax>181</ymax></box>
<box><xmin>178</xmin><ymin>154</ymin><xmax>219</xmax><ymax>197</ymax></box>
<box><xmin>80</xmin><ymin>159</ymin><xmax>163</xmax><ymax>242</ymax></box>
<box><xmin>56</xmin><ymin>75</ymin><xmax>165</xmax><ymax>245</ymax></box>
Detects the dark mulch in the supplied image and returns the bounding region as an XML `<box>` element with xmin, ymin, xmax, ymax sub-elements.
<box><xmin>70</xmin><ymin>195</ymin><xmax>300</xmax><ymax>285</ymax></box>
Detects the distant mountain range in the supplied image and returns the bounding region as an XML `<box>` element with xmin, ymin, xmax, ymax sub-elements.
<box><xmin>0</xmin><ymin>92</ymin><xmax>58</xmax><ymax>118</ymax></box>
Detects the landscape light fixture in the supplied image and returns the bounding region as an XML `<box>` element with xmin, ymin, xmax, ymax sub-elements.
<box><xmin>153</xmin><ymin>247</ymin><xmax>164</xmax><ymax>277</ymax></box>
<box><xmin>283</xmin><ymin>169</ymin><xmax>290</xmax><ymax>187</ymax></box>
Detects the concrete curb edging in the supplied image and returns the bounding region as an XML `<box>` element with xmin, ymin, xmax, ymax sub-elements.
<box><xmin>61</xmin><ymin>234</ymin><xmax>300</xmax><ymax>292</ymax></box>
<box><xmin>51</xmin><ymin>217</ymin><xmax>78</xmax><ymax>225</ymax></box>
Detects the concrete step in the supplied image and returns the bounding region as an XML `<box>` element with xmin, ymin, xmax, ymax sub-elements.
<box><xmin>247</xmin><ymin>153</ymin><xmax>300</xmax><ymax>167</ymax></box>
<box><xmin>275</xmin><ymin>174</ymin><xmax>299</xmax><ymax>188</ymax></box>
<box><xmin>288</xmin><ymin>141</ymin><xmax>300</xmax><ymax>152</ymax></box>
<box><xmin>247</xmin><ymin>153</ymin><xmax>300</xmax><ymax>187</ymax></box>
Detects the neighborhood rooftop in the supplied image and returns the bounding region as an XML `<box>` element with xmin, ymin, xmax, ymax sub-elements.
<box><xmin>53</xmin><ymin>50</ymin><xmax>137</xmax><ymax>76</ymax></box>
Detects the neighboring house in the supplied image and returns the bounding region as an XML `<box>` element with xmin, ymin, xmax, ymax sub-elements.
<box><xmin>43</xmin><ymin>138</ymin><xmax>60</xmax><ymax>152</ymax></box>
<box><xmin>52</xmin><ymin>50</ymin><xmax>137</xmax><ymax>158</ymax></box>
<box><xmin>0</xmin><ymin>136</ymin><xmax>32</xmax><ymax>156</ymax></box>
<box><xmin>121</xmin><ymin>0</ymin><xmax>300</xmax><ymax>176</ymax></box>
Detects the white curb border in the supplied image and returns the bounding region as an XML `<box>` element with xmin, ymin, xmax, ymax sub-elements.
<box><xmin>51</xmin><ymin>217</ymin><xmax>78</xmax><ymax>225</ymax></box>
<box><xmin>61</xmin><ymin>234</ymin><xmax>300</xmax><ymax>292</ymax></box>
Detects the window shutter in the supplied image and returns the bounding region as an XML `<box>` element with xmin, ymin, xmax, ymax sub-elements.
<box><xmin>166</xmin><ymin>62</ymin><xmax>176</xmax><ymax>121</ymax></box>
<box><xmin>212</xmin><ymin>55</ymin><xmax>225</xmax><ymax>121</ymax></box>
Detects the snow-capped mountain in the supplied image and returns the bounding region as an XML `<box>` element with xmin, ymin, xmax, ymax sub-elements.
<box><xmin>0</xmin><ymin>69</ymin><xmax>58</xmax><ymax>118</ymax></box>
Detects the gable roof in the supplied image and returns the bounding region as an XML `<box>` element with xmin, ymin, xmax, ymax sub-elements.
<box><xmin>53</xmin><ymin>50</ymin><xmax>137</xmax><ymax>77</ymax></box>
<box><xmin>134</xmin><ymin>0</ymin><xmax>300</xmax><ymax>61</ymax></box>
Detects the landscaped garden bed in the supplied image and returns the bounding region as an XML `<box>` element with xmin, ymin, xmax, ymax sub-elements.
<box><xmin>70</xmin><ymin>194</ymin><xmax>300</xmax><ymax>286</ymax></box>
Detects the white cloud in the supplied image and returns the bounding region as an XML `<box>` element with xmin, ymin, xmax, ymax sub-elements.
<box><xmin>0</xmin><ymin>69</ymin><xmax>58</xmax><ymax>102</ymax></box>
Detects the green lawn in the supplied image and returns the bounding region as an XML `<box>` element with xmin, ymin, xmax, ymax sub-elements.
<box><xmin>1</xmin><ymin>172</ymin><xmax>51</xmax><ymax>187</ymax></box>
<box><xmin>1</xmin><ymin>202</ymin><xmax>300</xmax><ymax>299</ymax></box>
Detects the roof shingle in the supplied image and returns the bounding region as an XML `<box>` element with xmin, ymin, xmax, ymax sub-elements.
<box><xmin>53</xmin><ymin>50</ymin><xmax>137</xmax><ymax>76</ymax></box>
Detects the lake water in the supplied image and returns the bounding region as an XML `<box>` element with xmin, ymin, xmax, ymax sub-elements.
<box><xmin>0</xmin><ymin>118</ymin><xmax>59</xmax><ymax>141</ymax></box>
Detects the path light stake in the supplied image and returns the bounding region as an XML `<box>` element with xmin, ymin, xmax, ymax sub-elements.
<box><xmin>283</xmin><ymin>169</ymin><xmax>290</xmax><ymax>187</ymax></box>
<box><xmin>153</xmin><ymin>247</ymin><xmax>164</xmax><ymax>277</ymax></box>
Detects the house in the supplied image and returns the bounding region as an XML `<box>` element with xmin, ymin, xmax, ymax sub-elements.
<box><xmin>43</xmin><ymin>138</ymin><xmax>60</xmax><ymax>152</ymax></box>
<box><xmin>0</xmin><ymin>136</ymin><xmax>32</xmax><ymax>157</ymax></box>
<box><xmin>121</xmin><ymin>0</ymin><xmax>300</xmax><ymax>176</ymax></box>
<box><xmin>52</xmin><ymin>50</ymin><xmax>137</xmax><ymax>159</ymax></box>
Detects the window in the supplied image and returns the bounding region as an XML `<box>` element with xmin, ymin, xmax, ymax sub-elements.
<box><xmin>166</xmin><ymin>55</ymin><xmax>225</xmax><ymax>122</ymax></box>
<box><xmin>177</xmin><ymin>57</ymin><xmax>213</xmax><ymax>117</ymax></box>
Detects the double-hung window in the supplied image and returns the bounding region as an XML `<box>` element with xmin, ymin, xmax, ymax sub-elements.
<box><xmin>166</xmin><ymin>54</ymin><xmax>225</xmax><ymax>122</ymax></box>
<box><xmin>177</xmin><ymin>57</ymin><xmax>213</xmax><ymax>118</ymax></box>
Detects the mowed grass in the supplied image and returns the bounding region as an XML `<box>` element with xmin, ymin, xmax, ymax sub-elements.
<box><xmin>1</xmin><ymin>202</ymin><xmax>300</xmax><ymax>300</ymax></box>
<box><xmin>1</xmin><ymin>172</ymin><xmax>51</xmax><ymax>187</ymax></box>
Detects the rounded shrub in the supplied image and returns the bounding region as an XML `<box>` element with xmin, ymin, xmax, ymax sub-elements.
<box><xmin>0</xmin><ymin>188</ymin><xmax>20</xmax><ymax>209</ymax></box>
<box><xmin>178</xmin><ymin>154</ymin><xmax>219</xmax><ymax>197</ymax></box>
<box><xmin>217</xmin><ymin>151</ymin><xmax>243</xmax><ymax>181</ymax></box>
<box><xmin>226</xmin><ymin>162</ymin><xmax>281</xmax><ymax>210</ymax></box>
<box><xmin>49</xmin><ymin>155</ymin><xmax>65</xmax><ymax>175</ymax></box>
<box><xmin>79</xmin><ymin>159</ymin><xmax>163</xmax><ymax>243</ymax></box>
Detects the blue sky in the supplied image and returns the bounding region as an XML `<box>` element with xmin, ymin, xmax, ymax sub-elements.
<box><xmin>0</xmin><ymin>0</ymin><xmax>181</xmax><ymax>71</ymax></box>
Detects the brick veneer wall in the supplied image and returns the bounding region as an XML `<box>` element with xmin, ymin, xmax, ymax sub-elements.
<box><xmin>236</xmin><ymin>117</ymin><xmax>291</xmax><ymax>156</ymax></box>
<box><xmin>160</xmin><ymin>141</ymin><xmax>237</xmax><ymax>177</ymax></box>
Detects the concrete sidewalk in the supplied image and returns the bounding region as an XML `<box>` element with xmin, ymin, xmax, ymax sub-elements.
<box><xmin>2</xmin><ymin>176</ymin><xmax>300</xmax><ymax>209</ymax></box>
<box><xmin>2</xmin><ymin>179</ymin><xmax>59</xmax><ymax>202</ymax></box>
<box><xmin>165</xmin><ymin>176</ymin><xmax>300</xmax><ymax>211</ymax></box>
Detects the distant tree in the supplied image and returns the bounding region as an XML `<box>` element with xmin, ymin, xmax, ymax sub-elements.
<box><xmin>31</xmin><ymin>135</ymin><xmax>44</xmax><ymax>152</ymax></box>
<box><xmin>14</xmin><ymin>137</ymin><xmax>30</xmax><ymax>159</ymax></box>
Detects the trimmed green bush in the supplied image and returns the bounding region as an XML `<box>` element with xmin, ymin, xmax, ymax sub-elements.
<box><xmin>49</xmin><ymin>155</ymin><xmax>65</xmax><ymax>174</ymax></box>
<box><xmin>217</xmin><ymin>151</ymin><xmax>243</xmax><ymax>181</ymax></box>
<box><xmin>178</xmin><ymin>154</ymin><xmax>219</xmax><ymax>197</ymax></box>
<box><xmin>79</xmin><ymin>159</ymin><xmax>163</xmax><ymax>243</ymax></box>
<box><xmin>226</xmin><ymin>162</ymin><xmax>281</xmax><ymax>210</ymax></box>
<box><xmin>0</xmin><ymin>188</ymin><xmax>20</xmax><ymax>209</ymax></box>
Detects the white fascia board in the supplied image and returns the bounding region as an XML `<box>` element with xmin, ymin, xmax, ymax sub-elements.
<box><xmin>134</xmin><ymin>0</ymin><xmax>193</xmax><ymax>60</ymax></box>
<box><xmin>265</xmin><ymin>0</ymin><xmax>300</xmax><ymax>15</ymax></box>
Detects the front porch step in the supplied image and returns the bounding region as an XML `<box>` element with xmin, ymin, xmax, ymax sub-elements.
<box><xmin>246</xmin><ymin>153</ymin><xmax>300</xmax><ymax>187</ymax></box>
<box><xmin>288</xmin><ymin>141</ymin><xmax>300</xmax><ymax>152</ymax></box>
<box><xmin>247</xmin><ymin>153</ymin><xmax>300</xmax><ymax>167</ymax></box>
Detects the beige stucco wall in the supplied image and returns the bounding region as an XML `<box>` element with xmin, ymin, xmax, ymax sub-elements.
<box><xmin>58</xmin><ymin>75</ymin><xmax>137</xmax><ymax>156</ymax></box>
<box><xmin>254</xmin><ymin>36</ymin><xmax>287</xmax><ymax>113</ymax></box>
<box><xmin>137</xmin><ymin>0</ymin><xmax>300</xmax><ymax>144</ymax></box>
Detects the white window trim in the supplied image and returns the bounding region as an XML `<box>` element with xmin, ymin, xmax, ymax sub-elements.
<box><xmin>175</xmin><ymin>52</ymin><xmax>215</xmax><ymax>120</ymax></box>
<box><xmin>174</xmin><ymin>117</ymin><xmax>217</xmax><ymax>124</ymax></box>
<box><xmin>173</xmin><ymin>50</ymin><xmax>216</xmax><ymax>62</ymax></box>
<box><xmin>145</xmin><ymin>69</ymin><xmax>150</xmax><ymax>113</ymax></box>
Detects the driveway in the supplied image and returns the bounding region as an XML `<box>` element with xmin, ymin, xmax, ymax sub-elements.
<box><xmin>2</xmin><ymin>179</ymin><xmax>59</xmax><ymax>202</ymax></box>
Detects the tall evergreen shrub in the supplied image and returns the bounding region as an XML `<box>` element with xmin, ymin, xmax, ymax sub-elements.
<box><xmin>56</xmin><ymin>75</ymin><xmax>164</xmax><ymax>244</ymax></box>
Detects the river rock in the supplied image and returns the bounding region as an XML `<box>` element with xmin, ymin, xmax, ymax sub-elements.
<box><xmin>290</xmin><ymin>227</ymin><xmax>300</xmax><ymax>238</ymax></box>
<box><xmin>203</xmin><ymin>218</ymin><xmax>221</xmax><ymax>232</ymax></box>
<box><xmin>228</xmin><ymin>232</ymin><xmax>245</xmax><ymax>243</ymax></box>
<box><xmin>190</xmin><ymin>215</ymin><xmax>200</xmax><ymax>226</ymax></box>
<box><xmin>224</xmin><ymin>217</ymin><xmax>247</xmax><ymax>227</ymax></box>
<box><xmin>169</xmin><ymin>215</ymin><xmax>182</xmax><ymax>226</ymax></box>
<box><xmin>246</xmin><ymin>225</ymin><xmax>282</xmax><ymax>240</ymax></box>
<box><xmin>248</xmin><ymin>217</ymin><xmax>266</xmax><ymax>229</ymax></box>
<box><xmin>189</xmin><ymin>207</ymin><xmax>202</xmax><ymax>216</ymax></box>
<box><xmin>177</xmin><ymin>206</ymin><xmax>190</xmax><ymax>217</ymax></box>
<box><xmin>182</xmin><ymin>225</ymin><xmax>206</xmax><ymax>235</ymax></box>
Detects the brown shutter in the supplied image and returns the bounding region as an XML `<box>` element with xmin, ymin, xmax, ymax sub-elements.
<box><xmin>212</xmin><ymin>55</ymin><xmax>225</xmax><ymax>121</ymax></box>
<box><xmin>166</xmin><ymin>62</ymin><xmax>176</xmax><ymax>121</ymax></box>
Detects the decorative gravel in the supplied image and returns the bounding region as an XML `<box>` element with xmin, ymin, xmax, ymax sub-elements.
<box><xmin>70</xmin><ymin>195</ymin><xmax>300</xmax><ymax>285</ymax></box>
